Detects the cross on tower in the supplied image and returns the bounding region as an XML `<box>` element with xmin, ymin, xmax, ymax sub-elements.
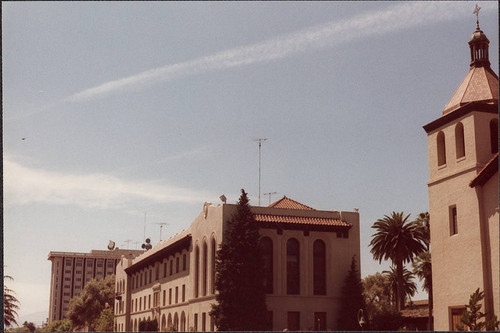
<box><xmin>473</xmin><ymin>4</ymin><xmax>481</xmax><ymax>29</ymax></box>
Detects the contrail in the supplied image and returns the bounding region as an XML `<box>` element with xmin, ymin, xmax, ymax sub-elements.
<box><xmin>50</xmin><ymin>2</ymin><xmax>500</xmax><ymax>104</ymax></box>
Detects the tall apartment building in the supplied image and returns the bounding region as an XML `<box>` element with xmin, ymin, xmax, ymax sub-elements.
<box><xmin>423</xmin><ymin>20</ymin><xmax>498</xmax><ymax>330</ymax></box>
<box><xmin>48</xmin><ymin>248</ymin><xmax>144</xmax><ymax>323</ymax></box>
<box><xmin>115</xmin><ymin>196</ymin><xmax>360</xmax><ymax>331</ymax></box>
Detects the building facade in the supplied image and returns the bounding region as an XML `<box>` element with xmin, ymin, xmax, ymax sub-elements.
<box><xmin>423</xmin><ymin>22</ymin><xmax>498</xmax><ymax>330</ymax></box>
<box><xmin>47</xmin><ymin>248</ymin><xmax>144</xmax><ymax>323</ymax></box>
<box><xmin>114</xmin><ymin>196</ymin><xmax>360</xmax><ymax>331</ymax></box>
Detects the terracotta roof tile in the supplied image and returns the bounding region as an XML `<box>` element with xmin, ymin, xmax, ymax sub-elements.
<box><xmin>255</xmin><ymin>214</ymin><xmax>351</xmax><ymax>227</ymax></box>
<box><xmin>443</xmin><ymin>66</ymin><xmax>499</xmax><ymax>114</ymax></box>
<box><xmin>401</xmin><ymin>300</ymin><xmax>429</xmax><ymax>319</ymax></box>
<box><xmin>268</xmin><ymin>196</ymin><xmax>315</xmax><ymax>210</ymax></box>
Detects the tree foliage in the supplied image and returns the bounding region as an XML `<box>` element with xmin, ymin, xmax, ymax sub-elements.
<box><xmin>4</xmin><ymin>275</ymin><xmax>20</xmax><ymax>328</ymax></box>
<box><xmin>383</xmin><ymin>265</ymin><xmax>417</xmax><ymax>305</ymax></box>
<box><xmin>138</xmin><ymin>318</ymin><xmax>158</xmax><ymax>331</ymax></box>
<box><xmin>66</xmin><ymin>274</ymin><xmax>115</xmax><ymax>331</ymax></box>
<box><xmin>23</xmin><ymin>321</ymin><xmax>36</xmax><ymax>332</ymax></box>
<box><xmin>210</xmin><ymin>189</ymin><xmax>268</xmax><ymax>331</ymax></box>
<box><xmin>94</xmin><ymin>307</ymin><xmax>114</xmax><ymax>332</ymax></box>
<box><xmin>41</xmin><ymin>320</ymin><xmax>72</xmax><ymax>332</ymax></box>
<box><xmin>457</xmin><ymin>288</ymin><xmax>499</xmax><ymax>331</ymax></box>
<box><xmin>338</xmin><ymin>255</ymin><xmax>366</xmax><ymax>330</ymax></box>
<box><xmin>362</xmin><ymin>273</ymin><xmax>401</xmax><ymax>330</ymax></box>
<box><xmin>369</xmin><ymin>212</ymin><xmax>427</xmax><ymax>311</ymax></box>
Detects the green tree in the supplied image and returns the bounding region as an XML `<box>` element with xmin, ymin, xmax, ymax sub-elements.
<box><xmin>210</xmin><ymin>189</ymin><xmax>268</xmax><ymax>331</ymax></box>
<box><xmin>369</xmin><ymin>212</ymin><xmax>427</xmax><ymax>311</ymax></box>
<box><xmin>338</xmin><ymin>255</ymin><xmax>366</xmax><ymax>330</ymax></box>
<box><xmin>94</xmin><ymin>307</ymin><xmax>114</xmax><ymax>332</ymax></box>
<box><xmin>41</xmin><ymin>319</ymin><xmax>72</xmax><ymax>332</ymax></box>
<box><xmin>66</xmin><ymin>275</ymin><xmax>115</xmax><ymax>331</ymax></box>
<box><xmin>4</xmin><ymin>275</ymin><xmax>20</xmax><ymax>328</ymax></box>
<box><xmin>414</xmin><ymin>212</ymin><xmax>430</xmax><ymax>251</ymax></box>
<box><xmin>413</xmin><ymin>250</ymin><xmax>433</xmax><ymax>330</ymax></box>
<box><xmin>457</xmin><ymin>288</ymin><xmax>499</xmax><ymax>331</ymax></box>
<box><xmin>22</xmin><ymin>321</ymin><xmax>36</xmax><ymax>332</ymax></box>
<box><xmin>383</xmin><ymin>266</ymin><xmax>417</xmax><ymax>306</ymax></box>
<box><xmin>362</xmin><ymin>273</ymin><xmax>401</xmax><ymax>330</ymax></box>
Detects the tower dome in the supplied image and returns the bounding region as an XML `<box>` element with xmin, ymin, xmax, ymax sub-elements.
<box><xmin>468</xmin><ymin>26</ymin><xmax>490</xmax><ymax>68</ymax></box>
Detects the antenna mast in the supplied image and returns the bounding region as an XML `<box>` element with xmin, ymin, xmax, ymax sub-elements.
<box><xmin>264</xmin><ymin>192</ymin><xmax>277</xmax><ymax>205</ymax></box>
<box><xmin>143</xmin><ymin>212</ymin><xmax>147</xmax><ymax>241</ymax></box>
<box><xmin>154</xmin><ymin>222</ymin><xmax>169</xmax><ymax>241</ymax></box>
<box><xmin>254</xmin><ymin>138</ymin><xmax>268</xmax><ymax>206</ymax></box>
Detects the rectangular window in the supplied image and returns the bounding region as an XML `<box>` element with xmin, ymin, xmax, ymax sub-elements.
<box><xmin>169</xmin><ymin>288</ymin><xmax>172</xmax><ymax>305</ymax></box>
<box><xmin>450</xmin><ymin>206</ymin><xmax>458</xmax><ymax>235</ymax></box>
<box><xmin>182</xmin><ymin>285</ymin><xmax>185</xmax><ymax>302</ymax></box>
<box><xmin>194</xmin><ymin>314</ymin><xmax>198</xmax><ymax>331</ymax></box>
<box><xmin>76</xmin><ymin>270</ymin><xmax>82</xmax><ymax>274</ymax></box>
<box><xmin>314</xmin><ymin>312</ymin><xmax>327</xmax><ymax>331</ymax></box>
<box><xmin>170</xmin><ymin>260</ymin><xmax>173</xmax><ymax>275</ymax></box>
<box><xmin>65</xmin><ymin>270</ymin><xmax>71</xmax><ymax>274</ymax></box>
<box><xmin>202</xmin><ymin>312</ymin><xmax>206</xmax><ymax>332</ymax></box>
<box><xmin>176</xmin><ymin>257</ymin><xmax>180</xmax><ymax>273</ymax></box>
<box><xmin>155</xmin><ymin>265</ymin><xmax>159</xmax><ymax>281</ymax></box>
<box><xmin>65</xmin><ymin>259</ymin><xmax>72</xmax><ymax>266</ymax></box>
<box><xmin>76</xmin><ymin>261</ymin><xmax>82</xmax><ymax>267</ymax></box>
<box><xmin>163</xmin><ymin>290</ymin><xmax>166</xmax><ymax>306</ymax></box>
<box><xmin>97</xmin><ymin>261</ymin><xmax>104</xmax><ymax>267</ymax></box>
<box><xmin>175</xmin><ymin>286</ymin><xmax>178</xmax><ymax>303</ymax></box>
<box><xmin>87</xmin><ymin>262</ymin><xmax>93</xmax><ymax>267</ymax></box>
<box><xmin>139</xmin><ymin>297</ymin><xmax>142</xmax><ymax>311</ymax></box>
<box><xmin>148</xmin><ymin>294</ymin><xmax>151</xmax><ymax>309</ymax></box>
<box><xmin>287</xmin><ymin>312</ymin><xmax>300</xmax><ymax>331</ymax></box>
<box><xmin>163</xmin><ymin>262</ymin><xmax>167</xmax><ymax>278</ymax></box>
<box><xmin>64</xmin><ymin>277</ymin><xmax>71</xmax><ymax>281</ymax></box>
<box><xmin>107</xmin><ymin>261</ymin><xmax>114</xmax><ymax>268</ymax></box>
<box><xmin>183</xmin><ymin>254</ymin><xmax>187</xmax><ymax>271</ymax></box>
<box><xmin>450</xmin><ymin>307</ymin><xmax>466</xmax><ymax>330</ymax></box>
<box><xmin>86</xmin><ymin>271</ymin><xmax>93</xmax><ymax>275</ymax></box>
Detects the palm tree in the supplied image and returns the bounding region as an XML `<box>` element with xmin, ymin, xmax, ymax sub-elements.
<box><xmin>383</xmin><ymin>266</ymin><xmax>417</xmax><ymax>306</ymax></box>
<box><xmin>413</xmin><ymin>251</ymin><xmax>433</xmax><ymax>330</ymax></box>
<box><xmin>369</xmin><ymin>211</ymin><xmax>427</xmax><ymax>311</ymax></box>
<box><xmin>414</xmin><ymin>212</ymin><xmax>430</xmax><ymax>251</ymax></box>
<box><xmin>4</xmin><ymin>275</ymin><xmax>20</xmax><ymax>327</ymax></box>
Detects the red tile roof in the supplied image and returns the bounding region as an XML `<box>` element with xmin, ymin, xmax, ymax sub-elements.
<box><xmin>401</xmin><ymin>300</ymin><xmax>429</xmax><ymax>319</ymax></box>
<box><xmin>443</xmin><ymin>66</ymin><xmax>498</xmax><ymax>114</ymax></box>
<box><xmin>470</xmin><ymin>152</ymin><xmax>498</xmax><ymax>188</ymax></box>
<box><xmin>268</xmin><ymin>196</ymin><xmax>315</xmax><ymax>210</ymax></box>
<box><xmin>255</xmin><ymin>214</ymin><xmax>351</xmax><ymax>227</ymax></box>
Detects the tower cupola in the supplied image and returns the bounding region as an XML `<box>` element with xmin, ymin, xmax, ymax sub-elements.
<box><xmin>468</xmin><ymin>6</ymin><xmax>490</xmax><ymax>68</ymax></box>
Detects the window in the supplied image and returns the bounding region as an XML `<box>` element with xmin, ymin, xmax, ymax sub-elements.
<box><xmin>86</xmin><ymin>271</ymin><xmax>93</xmax><ymax>275</ymax></box>
<box><xmin>183</xmin><ymin>254</ymin><xmax>187</xmax><ymax>271</ymax></box>
<box><xmin>149</xmin><ymin>269</ymin><xmax>152</xmax><ymax>283</ymax></box>
<box><xmin>169</xmin><ymin>288</ymin><xmax>172</xmax><ymax>305</ymax></box>
<box><xmin>260</xmin><ymin>237</ymin><xmax>273</xmax><ymax>294</ymax></box>
<box><xmin>175</xmin><ymin>286</ymin><xmax>179</xmax><ymax>303</ymax></box>
<box><xmin>97</xmin><ymin>261</ymin><xmax>103</xmax><ymax>267</ymax></box>
<box><xmin>65</xmin><ymin>259</ymin><xmax>72</xmax><ymax>266</ymax></box>
<box><xmin>76</xmin><ymin>261</ymin><xmax>82</xmax><ymax>267</ymax></box>
<box><xmin>176</xmin><ymin>257</ymin><xmax>180</xmax><ymax>273</ymax></box>
<box><xmin>336</xmin><ymin>231</ymin><xmax>348</xmax><ymax>238</ymax></box>
<box><xmin>437</xmin><ymin>131</ymin><xmax>446</xmax><ymax>166</ymax></box>
<box><xmin>163</xmin><ymin>290</ymin><xmax>166</xmax><ymax>306</ymax></box>
<box><xmin>490</xmin><ymin>119</ymin><xmax>498</xmax><ymax>154</ymax></box>
<box><xmin>450</xmin><ymin>206</ymin><xmax>458</xmax><ymax>235</ymax></box>
<box><xmin>64</xmin><ymin>277</ymin><xmax>71</xmax><ymax>281</ymax></box>
<box><xmin>87</xmin><ymin>262</ymin><xmax>93</xmax><ymax>267</ymax></box>
<box><xmin>195</xmin><ymin>245</ymin><xmax>200</xmax><ymax>297</ymax></box>
<box><xmin>107</xmin><ymin>261</ymin><xmax>114</xmax><ymax>268</ymax></box>
<box><xmin>287</xmin><ymin>312</ymin><xmax>300</xmax><ymax>331</ymax></box>
<box><xmin>155</xmin><ymin>264</ymin><xmax>159</xmax><ymax>281</ymax></box>
<box><xmin>76</xmin><ymin>270</ymin><xmax>81</xmax><ymax>274</ymax></box>
<box><xmin>455</xmin><ymin>122</ymin><xmax>465</xmax><ymax>158</ymax></box>
<box><xmin>194</xmin><ymin>314</ymin><xmax>198</xmax><ymax>331</ymax></box>
<box><xmin>313</xmin><ymin>240</ymin><xmax>326</xmax><ymax>295</ymax></box>
<box><xmin>211</xmin><ymin>238</ymin><xmax>216</xmax><ymax>294</ymax></box>
<box><xmin>182</xmin><ymin>284</ymin><xmax>186</xmax><ymax>302</ymax></box>
<box><xmin>148</xmin><ymin>294</ymin><xmax>151</xmax><ymax>309</ymax></box>
<box><xmin>65</xmin><ymin>270</ymin><xmax>71</xmax><ymax>274</ymax></box>
<box><xmin>202</xmin><ymin>313</ymin><xmax>206</xmax><ymax>332</ymax></box>
<box><xmin>203</xmin><ymin>241</ymin><xmax>208</xmax><ymax>296</ymax></box>
<box><xmin>139</xmin><ymin>297</ymin><xmax>142</xmax><ymax>311</ymax></box>
<box><xmin>450</xmin><ymin>307</ymin><xmax>466</xmax><ymax>330</ymax></box>
<box><xmin>64</xmin><ymin>285</ymin><xmax>70</xmax><ymax>289</ymax></box>
<box><xmin>286</xmin><ymin>238</ymin><xmax>300</xmax><ymax>295</ymax></box>
<box><xmin>314</xmin><ymin>312</ymin><xmax>327</xmax><ymax>331</ymax></box>
<box><xmin>163</xmin><ymin>262</ymin><xmax>167</xmax><ymax>278</ymax></box>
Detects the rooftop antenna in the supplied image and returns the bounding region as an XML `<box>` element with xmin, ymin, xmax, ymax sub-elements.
<box><xmin>132</xmin><ymin>241</ymin><xmax>140</xmax><ymax>250</ymax></box>
<box><xmin>264</xmin><ymin>192</ymin><xmax>277</xmax><ymax>205</ymax></box>
<box><xmin>122</xmin><ymin>239</ymin><xmax>132</xmax><ymax>249</ymax></box>
<box><xmin>254</xmin><ymin>138</ymin><xmax>268</xmax><ymax>206</ymax></box>
<box><xmin>154</xmin><ymin>222</ymin><xmax>169</xmax><ymax>241</ymax></box>
<box><xmin>143</xmin><ymin>212</ymin><xmax>147</xmax><ymax>241</ymax></box>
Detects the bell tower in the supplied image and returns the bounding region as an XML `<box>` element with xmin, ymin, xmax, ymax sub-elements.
<box><xmin>423</xmin><ymin>9</ymin><xmax>499</xmax><ymax>331</ymax></box>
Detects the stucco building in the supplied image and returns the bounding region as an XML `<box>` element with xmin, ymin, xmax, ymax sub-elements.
<box><xmin>423</xmin><ymin>21</ymin><xmax>498</xmax><ymax>330</ymax></box>
<box><xmin>114</xmin><ymin>196</ymin><xmax>360</xmax><ymax>331</ymax></box>
<box><xmin>47</xmin><ymin>248</ymin><xmax>144</xmax><ymax>323</ymax></box>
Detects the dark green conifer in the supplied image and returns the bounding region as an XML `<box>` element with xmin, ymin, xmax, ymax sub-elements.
<box><xmin>338</xmin><ymin>255</ymin><xmax>367</xmax><ymax>330</ymax></box>
<box><xmin>210</xmin><ymin>189</ymin><xmax>268</xmax><ymax>331</ymax></box>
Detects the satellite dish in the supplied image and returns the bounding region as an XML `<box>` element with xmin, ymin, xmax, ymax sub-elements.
<box><xmin>220</xmin><ymin>195</ymin><xmax>227</xmax><ymax>204</ymax></box>
<box><xmin>142</xmin><ymin>238</ymin><xmax>152</xmax><ymax>251</ymax></box>
<box><xmin>107</xmin><ymin>240</ymin><xmax>116</xmax><ymax>251</ymax></box>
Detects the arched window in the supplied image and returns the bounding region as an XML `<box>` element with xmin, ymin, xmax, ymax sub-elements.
<box><xmin>260</xmin><ymin>237</ymin><xmax>273</xmax><ymax>294</ymax></box>
<box><xmin>134</xmin><ymin>319</ymin><xmax>137</xmax><ymax>332</ymax></box>
<box><xmin>202</xmin><ymin>241</ymin><xmax>208</xmax><ymax>296</ymax></box>
<box><xmin>174</xmin><ymin>313</ymin><xmax>179</xmax><ymax>331</ymax></box>
<box><xmin>437</xmin><ymin>131</ymin><xmax>446</xmax><ymax>166</ymax></box>
<box><xmin>181</xmin><ymin>312</ymin><xmax>186</xmax><ymax>331</ymax></box>
<box><xmin>455</xmin><ymin>122</ymin><xmax>465</xmax><ymax>159</ymax></box>
<box><xmin>313</xmin><ymin>239</ymin><xmax>326</xmax><ymax>295</ymax></box>
<box><xmin>490</xmin><ymin>119</ymin><xmax>498</xmax><ymax>154</ymax></box>
<box><xmin>211</xmin><ymin>237</ymin><xmax>216</xmax><ymax>294</ymax></box>
<box><xmin>167</xmin><ymin>313</ymin><xmax>173</xmax><ymax>328</ymax></box>
<box><xmin>161</xmin><ymin>314</ymin><xmax>166</xmax><ymax>331</ymax></box>
<box><xmin>286</xmin><ymin>238</ymin><xmax>300</xmax><ymax>295</ymax></box>
<box><xmin>194</xmin><ymin>245</ymin><xmax>200</xmax><ymax>297</ymax></box>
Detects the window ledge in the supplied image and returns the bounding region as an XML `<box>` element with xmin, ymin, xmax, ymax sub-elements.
<box><xmin>456</xmin><ymin>156</ymin><xmax>466</xmax><ymax>163</ymax></box>
<box><xmin>438</xmin><ymin>163</ymin><xmax>447</xmax><ymax>170</ymax></box>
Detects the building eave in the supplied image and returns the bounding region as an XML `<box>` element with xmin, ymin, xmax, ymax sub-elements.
<box><xmin>470</xmin><ymin>152</ymin><xmax>499</xmax><ymax>188</ymax></box>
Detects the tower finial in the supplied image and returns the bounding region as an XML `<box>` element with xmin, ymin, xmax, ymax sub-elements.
<box><xmin>473</xmin><ymin>4</ymin><xmax>481</xmax><ymax>29</ymax></box>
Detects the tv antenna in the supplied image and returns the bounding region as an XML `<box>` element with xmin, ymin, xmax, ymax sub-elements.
<box><xmin>121</xmin><ymin>239</ymin><xmax>132</xmax><ymax>249</ymax></box>
<box><xmin>154</xmin><ymin>222</ymin><xmax>169</xmax><ymax>241</ymax></box>
<box><xmin>254</xmin><ymin>138</ymin><xmax>268</xmax><ymax>206</ymax></box>
<box><xmin>143</xmin><ymin>212</ymin><xmax>147</xmax><ymax>241</ymax></box>
<box><xmin>132</xmin><ymin>241</ymin><xmax>140</xmax><ymax>250</ymax></box>
<box><xmin>264</xmin><ymin>192</ymin><xmax>277</xmax><ymax>205</ymax></box>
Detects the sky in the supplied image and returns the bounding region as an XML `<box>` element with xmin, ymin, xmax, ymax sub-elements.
<box><xmin>3</xmin><ymin>1</ymin><xmax>499</xmax><ymax>326</ymax></box>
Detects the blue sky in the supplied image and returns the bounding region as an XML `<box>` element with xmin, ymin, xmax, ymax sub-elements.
<box><xmin>3</xmin><ymin>1</ymin><xmax>498</xmax><ymax>325</ymax></box>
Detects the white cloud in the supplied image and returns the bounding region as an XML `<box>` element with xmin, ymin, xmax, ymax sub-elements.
<box><xmin>66</xmin><ymin>2</ymin><xmax>495</xmax><ymax>103</ymax></box>
<box><xmin>3</xmin><ymin>157</ymin><xmax>214</xmax><ymax>209</ymax></box>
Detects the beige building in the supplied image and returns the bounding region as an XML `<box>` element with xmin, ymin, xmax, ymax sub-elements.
<box><xmin>423</xmin><ymin>22</ymin><xmax>498</xmax><ymax>330</ymax></box>
<box><xmin>47</xmin><ymin>248</ymin><xmax>144</xmax><ymax>323</ymax></box>
<box><xmin>114</xmin><ymin>196</ymin><xmax>360</xmax><ymax>331</ymax></box>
